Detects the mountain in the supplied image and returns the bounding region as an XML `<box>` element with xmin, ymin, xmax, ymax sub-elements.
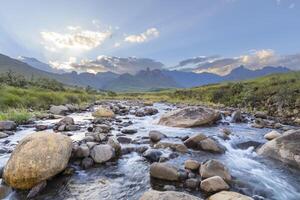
<box><xmin>17</xmin><ymin>56</ymin><xmax>64</xmax><ymax>74</ymax></box>
<box><xmin>103</xmin><ymin>68</ymin><xmax>179</xmax><ymax>91</ymax></box>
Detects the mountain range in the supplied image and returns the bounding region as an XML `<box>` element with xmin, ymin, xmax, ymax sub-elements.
<box><xmin>0</xmin><ymin>53</ymin><xmax>291</xmax><ymax>91</ymax></box>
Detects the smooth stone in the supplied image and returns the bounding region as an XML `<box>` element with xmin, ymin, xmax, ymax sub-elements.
<box><xmin>49</xmin><ymin>105</ymin><xmax>69</xmax><ymax>115</ymax></box>
<box><xmin>184</xmin><ymin>133</ymin><xmax>207</xmax><ymax>149</ymax></box>
<box><xmin>75</xmin><ymin>144</ymin><xmax>90</xmax><ymax>158</ymax></box>
<box><xmin>200</xmin><ymin>176</ymin><xmax>229</xmax><ymax>193</ymax></box>
<box><xmin>117</xmin><ymin>136</ymin><xmax>132</xmax><ymax>144</ymax></box>
<box><xmin>185</xmin><ymin>160</ymin><xmax>200</xmax><ymax>171</ymax></box>
<box><xmin>150</xmin><ymin>162</ymin><xmax>179</xmax><ymax>181</ymax></box>
<box><xmin>198</xmin><ymin>138</ymin><xmax>225</xmax><ymax>153</ymax></box>
<box><xmin>140</xmin><ymin>190</ymin><xmax>202</xmax><ymax>200</ymax></box>
<box><xmin>208</xmin><ymin>191</ymin><xmax>253</xmax><ymax>200</ymax></box>
<box><xmin>264</xmin><ymin>130</ymin><xmax>281</xmax><ymax>140</ymax></box>
<box><xmin>149</xmin><ymin>130</ymin><xmax>166</xmax><ymax>143</ymax></box>
<box><xmin>121</xmin><ymin>128</ymin><xmax>137</xmax><ymax>134</ymax></box>
<box><xmin>200</xmin><ymin>159</ymin><xmax>231</xmax><ymax>182</ymax></box>
<box><xmin>143</xmin><ymin>149</ymin><xmax>162</xmax><ymax>162</ymax></box>
<box><xmin>107</xmin><ymin>137</ymin><xmax>122</xmax><ymax>156</ymax></box>
<box><xmin>90</xmin><ymin>144</ymin><xmax>115</xmax><ymax>163</ymax></box>
<box><xmin>154</xmin><ymin>141</ymin><xmax>188</xmax><ymax>153</ymax></box>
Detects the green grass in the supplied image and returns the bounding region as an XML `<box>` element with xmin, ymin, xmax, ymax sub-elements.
<box><xmin>0</xmin><ymin>109</ymin><xmax>34</xmax><ymax>124</ymax></box>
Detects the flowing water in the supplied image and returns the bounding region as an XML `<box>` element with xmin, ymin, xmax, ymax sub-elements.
<box><xmin>0</xmin><ymin>102</ymin><xmax>300</xmax><ymax>200</ymax></box>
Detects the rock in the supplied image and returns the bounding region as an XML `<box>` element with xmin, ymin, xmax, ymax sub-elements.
<box><xmin>83</xmin><ymin>136</ymin><xmax>95</xmax><ymax>142</ymax></box>
<box><xmin>200</xmin><ymin>159</ymin><xmax>231</xmax><ymax>182</ymax></box>
<box><xmin>208</xmin><ymin>191</ymin><xmax>253</xmax><ymax>200</ymax></box>
<box><xmin>65</xmin><ymin>104</ymin><xmax>79</xmax><ymax>112</ymax></box>
<box><xmin>86</xmin><ymin>142</ymin><xmax>98</xmax><ymax>149</ymax></box>
<box><xmin>154</xmin><ymin>141</ymin><xmax>188</xmax><ymax>153</ymax></box>
<box><xmin>198</xmin><ymin>138</ymin><xmax>225</xmax><ymax>153</ymax></box>
<box><xmin>200</xmin><ymin>176</ymin><xmax>229</xmax><ymax>193</ymax></box>
<box><xmin>149</xmin><ymin>130</ymin><xmax>166</xmax><ymax>143</ymax></box>
<box><xmin>264</xmin><ymin>130</ymin><xmax>281</xmax><ymax>140</ymax></box>
<box><xmin>49</xmin><ymin>105</ymin><xmax>69</xmax><ymax>115</ymax></box>
<box><xmin>252</xmin><ymin>118</ymin><xmax>266</xmax><ymax>129</ymax></box>
<box><xmin>107</xmin><ymin>137</ymin><xmax>121</xmax><ymax>156</ymax></box>
<box><xmin>0</xmin><ymin>132</ymin><xmax>9</xmax><ymax>138</ymax></box>
<box><xmin>75</xmin><ymin>144</ymin><xmax>90</xmax><ymax>158</ymax></box>
<box><xmin>150</xmin><ymin>162</ymin><xmax>179</xmax><ymax>181</ymax></box>
<box><xmin>117</xmin><ymin>136</ymin><xmax>132</xmax><ymax>144</ymax></box>
<box><xmin>185</xmin><ymin>178</ymin><xmax>200</xmax><ymax>189</ymax></box>
<box><xmin>184</xmin><ymin>133</ymin><xmax>207</xmax><ymax>149</ymax></box>
<box><xmin>81</xmin><ymin>157</ymin><xmax>94</xmax><ymax>169</ymax></box>
<box><xmin>158</xmin><ymin>106</ymin><xmax>220</xmax><ymax>128</ymax></box>
<box><xmin>254</xmin><ymin>111</ymin><xmax>268</xmax><ymax>119</ymax></box>
<box><xmin>92</xmin><ymin>107</ymin><xmax>115</xmax><ymax>118</ymax></box>
<box><xmin>235</xmin><ymin>141</ymin><xmax>262</xmax><ymax>150</ymax></box>
<box><xmin>163</xmin><ymin>185</ymin><xmax>176</xmax><ymax>191</ymax></box>
<box><xmin>93</xmin><ymin>124</ymin><xmax>111</xmax><ymax>133</ymax></box>
<box><xmin>27</xmin><ymin>181</ymin><xmax>47</xmax><ymax>199</ymax></box>
<box><xmin>231</xmin><ymin>110</ymin><xmax>243</xmax><ymax>123</ymax></box>
<box><xmin>0</xmin><ymin>121</ymin><xmax>17</xmax><ymax>131</ymax></box>
<box><xmin>121</xmin><ymin>128</ymin><xmax>137</xmax><ymax>134</ymax></box>
<box><xmin>257</xmin><ymin>130</ymin><xmax>300</xmax><ymax>168</ymax></box>
<box><xmin>144</xmin><ymin>107</ymin><xmax>159</xmax><ymax>116</ymax></box>
<box><xmin>57</xmin><ymin>117</ymin><xmax>74</xmax><ymax>126</ymax></box>
<box><xmin>0</xmin><ymin>183</ymin><xmax>12</xmax><ymax>199</ymax></box>
<box><xmin>140</xmin><ymin>190</ymin><xmax>202</xmax><ymax>200</ymax></box>
<box><xmin>143</xmin><ymin>149</ymin><xmax>162</xmax><ymax>162</ymax></box>
<box><xmin>90</xmin><ymin>144</ymin><xmax>115</xmax><ymax>163</ymax></box>
<box><xmin>65</xmin><ymin>125</ymin><xmax>79</xmax><ymax>131</ymax></box>
<box><xmin>3</xmin><ymin>132</ymin><xmax>72</xmax><ymax>189</ymax></box>
<box><xmin>35</xmin><ymin>124</ymin><xmax>48</xmax><ymax>131</ymax></box>
<box><xmin>185</xmin><ymin>160</ymin><xmax>200</xmax><ymax>171</ymax></box>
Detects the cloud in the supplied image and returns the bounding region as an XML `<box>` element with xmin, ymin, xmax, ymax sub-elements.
<box><xmin>41</xmin><ymin>26</ymin><xmax>112</xmax><ymax>52</ymax></box>
<box><xmin>175</xmin><ymin>49</ymin><xmax>300</xmax><ymax>75</ymax></box>
<box><xmin>49</xmin><ymin>56</ymin><xmax>164</xmax><ymax>74</ymax></box>
<box><xmin>124</xmin><ymin>28</ymin><xmax>159</xmax><ymax>43</ymax></box>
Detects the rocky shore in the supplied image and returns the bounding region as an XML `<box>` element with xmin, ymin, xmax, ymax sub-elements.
<box><xmin>0</xmin><ymin>100</ymin><xmax>299</xmax><ymax>199</ymax></box>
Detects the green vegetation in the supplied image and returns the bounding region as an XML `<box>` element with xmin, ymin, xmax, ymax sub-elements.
<box><xmin>0</xmin><ymin>109</ymin><xmax>34</xmax><ymax>124</ymax></box>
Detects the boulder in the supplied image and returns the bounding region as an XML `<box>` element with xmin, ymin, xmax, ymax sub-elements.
<box><xmin>57</xmin><ymin>117</ymin><xmax>74</xmax><ymax>126</ymax></box>
<box><xmin>149</xmin><ymin>130</ymin><xmax>166</xmax><ymax>142</ymax></box>
<box><xmin>231</xmin><ymin>110</ymin><xmax>243</xmax><ymax>123</ymax></box>
<box><xmin>208</xmin><ymin>191</ymin><xmax>253</xmax><ymax>200</ymax></box>
<box><xmin>75</xmin><ymin>144</ymin><xmax>90</xmax><ymax>158</ymax></box>
<box><xmin>49</xmin><ymin>105</ymin><xmax>69</xmax><ymax>115</ymax></box>
<box><xmin>3</xmin><ymin>132</ymin><xmax>72</xmax><ymax>189</ymax></box>
<box><xmin>107</xmin><ymin>137</ymin><xmax>121</xmax><ymax>156</ymax></box>
<box><xmin>185</xmin><ymin>160</ymin><xmax>200</xmax><ymax>171</ymax></box>
<box><xmin>92</xmin><ymin>107</ymin><xmax>115</xmax><ymax>118</ymax></box>
<box><xmin>200</xmin><ymin>176</ymin><xmax>229</xmax><ymax>193</ymax></box>
<box><xmin>143</xmin><ymin>149</ymin><xmax>162</xmax><ymax>162</ymax></box>
<box><xmin>198</xmin><ymin>138</ymin><xmax>225</xmax><ymax>153</ymax></box>
<box><xmin>81</xmin><ymin>157</ymin><xmax>94</xmax><ymax>169</ymax></box>
<box><xmin>154</xmin><ymin>141</ymin><xmax>188</xmax><ymax>153</ymax></box>
<box><xmin>200</xmin><ymin>159</ymin><xmax>231</xmax><ymax>182</ymax></box>
<box><xmin>90</xmin><ymin>144</ymin><xmax>115</xmax><ymax>163</ymax></box>
<box><xmin>0</xmin><ymin>121</ymin><xmax>17</xmax><ymax>131</ymax></box>
<box><xmin>150</xmin><ymin>162</ymin><xmax>179</xmax><ymax>181</ymax></box>
<box><xmin>257</xmin><ymin>130</ymin><xmax>300</xmax><ymax>168</ymax></box>
<box><xmin>158</xmin><ymin>107</ymin><xmax>220</xmax><ymax>128</ymax></box>
<box><xmin>264</xmin><ymin>130</ymin><xmax>281</xmax><ymax>140</ymax></box>
<box><xmin>184</xmin><ymin>133</ymin><xmax>207</xmax><ymax>149</ymax></box>
<box><xmin>0</xmin><ymin>132</ymin><xmax>9</xmax><ymax>139</ymax></box>
<box><xmin>117</xmin><ymin>136</ymin><xmax>132</xmax><ymax>144</ymax></box>
<box><xmin>185</xmin><ymin>178</ymin><xmax>200</xmax><ymax>189</ymax></box>
<box><xmin>140</xmin><ymin>190</ymin><xmax>202</xmax><ymax>200</ymax></box>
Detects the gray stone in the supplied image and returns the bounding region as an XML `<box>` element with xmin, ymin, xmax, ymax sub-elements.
<box><xmin>200</xmin><ymin>159</ymin><xmax>231</xmax><ymax>182</ymax></box>
<box><xmin>0</xmin><ymin>121</ymin><xmax>17</xmax><ymax>131</ymax></box>
<box><xmin>90</xmin><ymin>144</ymin><xmax>115</xmax><ymax>163</ymax></box>
<box><xmin>149</xmin><ymin>130</ymin><xmax>166</xmax><ymax>142</ymax></box>
<box><xmin>150</xmin><ymin>162</ymin><xmax>179</xmax><ymax>181</ymax></box>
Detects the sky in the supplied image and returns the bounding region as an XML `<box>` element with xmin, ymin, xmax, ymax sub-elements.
<box><xmin>0</xmin><ymin>0</ymin><xmax>299</xmax><ymax>74</ymax></box>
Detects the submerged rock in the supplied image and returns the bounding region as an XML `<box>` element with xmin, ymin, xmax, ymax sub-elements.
<box><xmin>150</xmin><ymin>162</ymin><xmax>179</xmax><ymax>181</ymax></box>
<box><xmin>140</xmin><ymin>190</ymin><xmax>202</xmax><ymax>200</ymax></box>
<box><xmin>258</xmin><ymin>130</ymin><xmax>300</xmax><ymax>168</ymax></box>
<box><xmin>158</xmin><ymin>106</ymin><xmax>220</xmax><ymax>128</ymax></box>
<box><xmin>3</xmin><ymin>132</ymin><xmax>72</xmax><ymax>189</ymax></box>
<box><xmin>200</xmin><ymin>159</ymin><xmax>231</xmax><ymax>182</ymax></box>
<box><xmin>200</xmin><ymin>176</ymin><xmax>229</xmax><ymax>193</ymax></box>
<box><xmin>208</xmin><ymin>191</ymin><xmax>253</xmax><ymax>200</ymax></box>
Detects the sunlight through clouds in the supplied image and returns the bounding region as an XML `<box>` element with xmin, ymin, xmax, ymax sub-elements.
<box><xmin>124</xmin><ymin>28</ymin><xmax>159</xmax><ymax>43</ymax></box>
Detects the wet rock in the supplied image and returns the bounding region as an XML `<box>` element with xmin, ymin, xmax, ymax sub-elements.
<box><xmin>57</xmin><ymin>116</ymin><xmax>74</xmax><ymax>126</ymax></box>
<box><xmin>62</xmin><ymin>167</ymin><xmax>75</xmax><ymax>175</ymax></box>
<box><xmin>81</xmin><ymin>157</ymin><xmax>94</xmax><ymax>169</ymax></box>
<box><xmin>140</xmin><ymin>190</ymin><xmax>202</xmax><ymax>200</ymax></box>
<box><xmin>75</xmin><ymin>144</ymin><xmax>90</xmax><ymax>158</ymax></box>
<box><xmin>57</xmin><ymin>125</ymin><xmax>66</xmax><ymax>131</ymax></box>
<box><xmin>136</xmin><ymin>146</ymin><xmax>149</xmax><ymax>154</ymax></box>
<box><xmin>252</xmin><ymin>118</ymin><xmax>266</xmax><ymax>129</ymax></box>
<box><xmin>163</xmin><ymin>185</ymin><xmax>176</xmax><ymax>191</ymax></box>
<box><xmin>144</xmin><ymin>107</ymin><xmax>159</xmax><ymax>116</ymax></box>
<box><xmin>86</xmin><ymin>142</ymin><xmax>98</xmax><ymax>149</ymax></box>
<box><xmin>26</xmin><ymin>181</ymin><xmax>47</xmax><ymax>199</ymax></box>
<box><xmin>83</xmin><ymin>136</ymin><xmax>95</xmax><ymax>142</ymax></box>
<box><xmin>35</xmin><ymin>124</ymin><xmax>48</xmax><ymax>131</ymax></box>
<box><xmin>90</xmin><ymin>144</ymin><xmax>115</xmax><ymax>163</ymax></box>
<box><xmin>184</xmin><ymin>133</ymin><xmax>207</xmax><ymax>149</ymax></box>
<box><xmin>154</xmin><ymin>141</ymin><xmax>188</xmax><ymax>153</ymax></box>
<box><xmin>257</xmin><ymin>130</ymin><xmax>300</xmax><ymax>168</ymax></box>
<box><xmin>198</xmin><ymin>138</ymin><xmax>225</xmax><ymax>153</ymax></box>
<box><xmin>121</xmin><ymin>146</ymin><xmax>136</xmax><ymax>155</ymax></box>
<box><xmin>121</xmin><ymin>128</ymin><xmax>137</xmax><ymax>134</ymax></box>
<box><xmin>264</xmin><ymin>130</ymin><xmax>281</xmax><ymax>140</ymax></box>
<box><xmin>3</xmin><ymin>132</ymin><xmax>72</xmax><ymax>189</ymax></box>
<box><xmin>66</xmin><ymin>125</ymin><xmax>79</xmax><ymax>131</ymax></box>
<box><xmin>208</xmin><ymin>191</ymin><xmax>253</xmax><ymax>200</ymax></box>
<box><xmin>107</xmin><ymin>137</ymin><xmax>121</xmax><ymax>156</ymax></box>
<box><xmin>149</xmin><ymin>130</ymin><xmax>166</xmax><ymax>143</ymax></box>
<box><xmin>49</xmin><ymin>105</ymin><xmax>69</xmax><ymax>115</ymax></box>
<box><xmin>185</xmin><ymin>160</ymin><xmax>200</xmax><ymax>171</ymax></box>
<box><xmin>92</xmin><ymin>107</ymin><xmax>115</xmax><ymax>118</ymax></box>
<box><xmin>117</xmin><ymin>136</ymin><xmax>132</xmax><ymax>144</ymax></box>
<box><xmin>93</xmin><ymin>124</ymin><xmax>111</xmax><ymax>133</ymax></box>
<box><xmin>143</xmin><ymin>149</ymin><xmax>162</xmax><ymax>162</ymax></box>
<box><xmin>185</xmin><ymin>178</ymin><xmax>200</xmax><ymax>189</ymax></box>
<box><xmin>200</xmin><ymin>159</ymin><xmax>231</xmax><ymax>182</ymax></box>
<box><xmin>65</xmin><ymin>104</ymin><xmax>79</xmax><ymax>112</ymax></box>
<box><xmin>231</xmin><ymin>110</ymin><xmax>243</xmax><ymax>123</ymax></box>
<box><xmin>0</xmin><ymin>121</ymin><xmax>17</xmax><ymax>131</ymax></box>
<box><xmin>235</xmin><ymin>141</ymin><xmax>262</xmax><ymax>150</ymax></box>
<box><xmin>158</xmin><ymin>106</ymin><xmax>220</xmax><ymax>128</ymax></box>
<box><xmin>0</xmin><ymin>183</ymin><xmax>12</xmax><ymax>199</ymax></box>
<box><xmin>150</xmin><ymin>162</ymin><xmax>179</xmax><ymax>181</ymax></box>
<box><xmin>200</xmin><ymin>176</ymin><xmax>229</xmax><ymax>193</ymax></box>
<box><xmin>0</xmin><ymin>132</ymin><xmax>9</xmax><ymax>139</ymax></box>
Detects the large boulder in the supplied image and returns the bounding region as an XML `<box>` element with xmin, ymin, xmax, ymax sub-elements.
<box><xmin>92</xmin><ymin>107</ymin><xmax>115</xmax><ymax>118</ymax></box>
<box><xmin>150</xmin><ymin>162</ymin><xmax>179</xmax><ymax>181</ymax></box>
<box><xmin>208</xmin><ymin>191</ymin><xmax>253</xmax><ymax>200</ymax></box>
<box><xmin>3</xmin><ymin>132</ymin><xmax>72</xmax><ymax>189</ymax></box>
<box><xmin>140</xmin><ymin>190</ymin><xmax>202</xmax><ymax>200</ymax></box>
<box><xmin>0</xmin><ymin>121</ymin><xmax>17</xmax><ymax>131</ymax></box>
<box><xmin>158</xmin><ymin>107</ymin><xmax>220</xmax><ymax>128</ymax></box>
<box><xmin>200</xmin><ymin>159</ymin><xmax>231</xmax><ymax>182</ymax></box>
<box><xmin>257</xmin><ymin>130</ymin><xmax>300</xmax><ymax>168</ymax></box>
<box><xmin>90</xmin><ymin>144</ymin><xmax>115</xmax><ymax>163</ymax></box>
<box><xmin>49</xmin><ymin>105</ymin><xmax>69</xmax><ymax>115</ymax></box>
<box><xmin>200</xmin><ymin>176</ymin><xmax>229</xmax><ymax>193</ymax></box>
